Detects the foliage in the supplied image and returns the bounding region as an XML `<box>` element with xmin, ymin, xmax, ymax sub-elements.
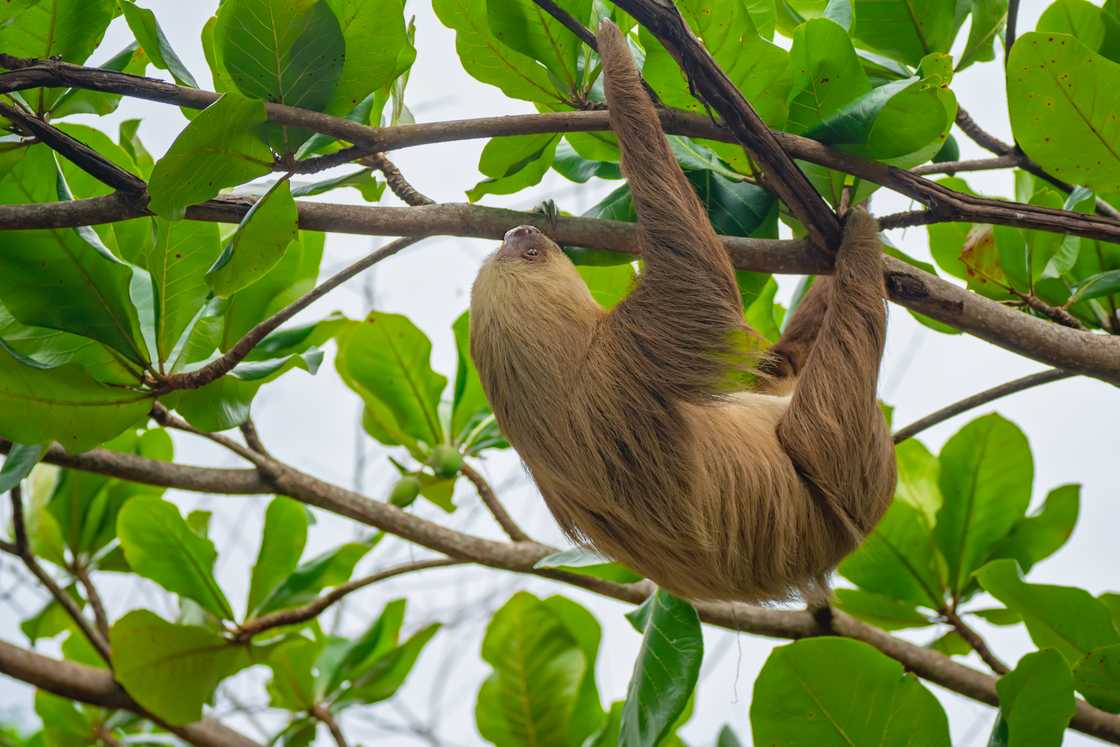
<box><xmin>0</xmin><ymin>0</ymin><xmax>1116</xmax><ymax>745</ymax></box>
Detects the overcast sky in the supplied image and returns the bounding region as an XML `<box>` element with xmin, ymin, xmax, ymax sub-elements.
<box><xmin>0</xmin><ymin>1</ymin><xmax>1116</xmax><ymax>745</ymax></box>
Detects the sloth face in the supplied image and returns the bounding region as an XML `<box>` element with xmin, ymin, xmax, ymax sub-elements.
<box><xmin>497</xmin><ymin>224</ymin><xmax>560</xmax><ymax>263</ymax></box>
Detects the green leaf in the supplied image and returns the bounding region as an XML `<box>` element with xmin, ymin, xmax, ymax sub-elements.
<box><xmin>51</xmin><ymin>44</ymin><xmax>149</xmax><ymax>119</ymax></box>
<box><xmin>934</xmin><ymin>414</ymin><xmax>1033</xmax><ymax>595</ymax></box>
<box><xmin>222</xmin><ymin>230</ymin><xmax>324</xmax><ymax>351</ymax></box>
<box><xmin>145</xmin><ymin>219</ymin><xmax>222</xmax><ymax>363</ymax></box>
<box><xmin>997</xmin><ymin>649</ymin><xmax>1076</xmax><ymax>747</ymax></box>
<box><xmin>542</xmin><ymin>595</ymin><xmax>606</xmax><ymax>744</ymax></box>
<box><xmin>148</xmin><ymin>92</ymin><xmax>274</xmax><ymax>219</ymax></box>
<box><xmin>894</xmin><ymin>438</ymin><xmax>943</xmax><ymax>525</ymax></box>
<box><xmin>34</xmin><ymin>690</ymin><xmax>91</xmax><ymax>744</ymax></box>
<box><xmin>976</xmin><ymin>560</ymin><xmax>1120</xmax><ymax>664</ymax></box>
<box><xmin>486</xmin><ymin>0</ymin><xmax>590</xmax><ymax>93</ymax></box>
<box><xmin>534</xmin><ymin>547</ymin><xmax>643</xmax><ymax>584</ymax></box>
<box><xmin>450</xmin><ymin>312</ymin><xmax>498</xmax><ymax>447</ymax></box>
<box><xmin>335</xmin><ymin>314</ymin><xmax>447</xmax><ymax>452</ymax></box>
<box><xmin>0</xmin><ymin>147</ymin><xmax>149</xmax><ymax>363</ymax></box>
<box><xmin>1069</xmin><ymin>268</ymin><xmax>1120</xmax><ymax>304</ymax></box>
<box><xmin>929</xmin><ymin>630</ymin><xmax>972</xmax><ymax>656</ymax></box>
<box><xmin>475</xmin><ymin>591</ymin><xmax>589</xmax><ymax>747</ymax></box>
<box><xmin>248</xmin><ymin>496</ymin><xmax>309</xmax><ymax>616</ymax></box>
<box><xmin>552</xmin><ymin>140</ymin><xmax>622</xmax><ymax>183</ymax></box>
<box><xmin>839</xmin><ymin>501</ymin><xmax>945</xmax><ymax>609</ymax></box>
<box><xmin>1008</xmin><ymin>32</ymin><xmax>1120</xmax><ymax>192</ymax></box>
<box><xmin>266</xmin><ymin>637</ymin><xmax>321</xmax><ymax>710</ymax></box>
<box><xmin>787</xmin><ymin>18</ymin><xmax>871</xmax><ymax>134</ymax></box>
<box><xmin>254</xmin><ymin>536</ymin><xmax>379</xmax><ymax>615</ymax></box>
<box><xmin>751</xmin><ymin>637</ymin><xmax>951</xmax><ymax>746</ymax></box>
<box><xmin>21</xmin><ymin>587</ymin><xmax>81</xmax><ymax>643</ymax></box>
<box><xmin>117</xmin><ymin>496</ymin><xmax>235</xmax><ymax>620</ymax></box>
<box><xmin>120</xmin><ymin>0</ymin><xmax>198</xmax><ymax>86</ymax></box>
<box><xmin>851</xmin><ymin>0</ymin><xmax>957</xmax><ymax>66</ymax></box>
<box><xmin>0</xmin><ymin>443</ymin><xmax>46</xmax><ymax>494</ymax></box>
<box><xmin>1038</xmin><ymin>0</ymin><xmax>1110</xmax><ymax>57</ymax></box>
<box><xmin>291</xmin><ymin>168</ymin><xmax>385</xmax><ymax>200</ymax></box>
<box><xmin>958</xmin><ymin>0</ymin><xmax>1009</xmax><ymax>70</ymax></box>
<box><xmin>337</xmin><ymin>623</ymin><xmax>440</xmax><ymax>705</ymax></box>
<box><xmin>972</xmin><ymin>607</ymin><xmax>1023</xmax><ymax>626</ymax></box>
<box><xmin>468</xmin><ymin>133</ymin><xmax>561</xmax><ymax>201</ymax></box>
<box><xmin>323</xmin><ymin>0</ymin><xmax>416</xmax><ymax>115</ymax></box>
<box><xmin>620</xmin><ymin>590</ymin><xmax>702</xmax><ymax>747</ymax></box>
<box><xmin>215</xmin><ymin>0</ymin><xmax>344</xmax><ymax>114</ymax></box>
<box><xmin>433</xmin><ymin>0</ymin><xmax>563</xmax><ymax>103</ymax></box>
<box><xmin>0</xmin><ymin>342</ymin><xmax>151</xmax><ymax>452</ymax></box>
<box><xmin>641</xmin><ymin>3</ymin><xmax>790</xmax><ymax>129</ymax></box>
<box><xmin>832</xmin><ymin>588</ymin><xmax>933</xmax><ymax>630</ymax></box>
<box><xmin>110</xmin><ymin>609</ymin><xmax>251</xmax><ymax>725</ymax></box>
<box><xmin>988</xmin><ymin>484</ymin><xmax>1079</xmax><ymax>574</ymax></box>
<box><xmin>206</xmin><ymin>179</ymin><xmax>299</xmax><ymax>297</ymax></box>
<box><xmin>1074</xmin><ymin>644</ymin><xmax>1120</xmax><ymax>712</ymax></box>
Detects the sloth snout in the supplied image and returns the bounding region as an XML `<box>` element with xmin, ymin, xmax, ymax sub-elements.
<box><xmin>504</xmin><ymin>225</ymin><xmax>541</xmax><ymax>241</ymax></box>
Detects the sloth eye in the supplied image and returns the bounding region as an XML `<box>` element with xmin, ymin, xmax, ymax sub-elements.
<box><xmin>525</xmin><ymin>246</ymin><xmax>540</xmax><ymax>258</ymax></box>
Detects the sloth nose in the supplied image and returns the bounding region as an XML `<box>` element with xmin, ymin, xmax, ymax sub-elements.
<box><xmin>504</xmin><ymin>225</ymin><xmax>541</xmax><ymax>241</ymax></box>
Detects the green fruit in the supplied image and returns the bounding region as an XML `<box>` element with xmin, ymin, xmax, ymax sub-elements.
<box><xmin>388</xmin><ymin>476</ymin><xmax>421</xmax><ymax>508</ymax></box>
<box><xmin>429</xmin><ymin>446</ymin><xmax>463</xmax><ymax>478</ymax></box>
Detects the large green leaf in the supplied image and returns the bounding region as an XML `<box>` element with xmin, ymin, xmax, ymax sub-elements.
<box><xmin>787</xmin><ymin>18</ymin><xmax>871</xmax><ymax>134</ymax></box>
<box><xmin>486</xmin><ymin>0</ymin><xmax>591</xmax><ymax>93</ymax></box>
<box><xmin>1008</xmin><ymin>32</ymin><xmax>1120</xmax><ymax>192</ymax></box>
<box><xmin>206</xmin><ymin>179</ymin><xmax>299</xmax><ymax>297</ymax></box>
<box><xmin>323</xmin><ymin>0</ymin><xmax>416</xmax><ymax>115</ymax></box>
<box><xmin>120</xmin><ymin>0</ymin><xmax>198</xmax><ymax>86</ymax></box>
<box><xmin>254</xmin><ymin>536</ymin><xmax>379</xmax><ymax>615</ymax></box>
<box><xmin>751</xmin><ymin>637</ymin><xmax>950</xmax><ymax>746</ymax></box>
<box><xmin>247</xmin><ymin>496</ymin><xmax>309</xmax><ymax>616</ymax></box>
<box><xmin>215</xmin><ymin>0</ymin><xmax>344</xmax><ymax>113</ymax></box>
<box><xmin>0</xmin><ymin>343</ymin><xmax>150</xmax><ymax>452</ymax></box>
<box><xmin>336</xmin><ymin>623</ymin><xmax>440</xmax><ymax>705</ymax></box>
<box><xmin>934</xmin><ymin>414</ymin><xmax>1033</xmax><ymax>595</ymax></box>
<box><xmin>148</xmin><ymin>93</ymin><xmax>274</xmax><ymax>219</ymax></box>
<box><xmin>433</xmin><ymin>0</ymin><xmax>564</xmax><ymax>103</ymax></box>
<box><xmin>0</xmin><ymin>147</ymin><xmax>148</xmax><ymax>363</ymax></box>
<box><xmin>451</xmin><ymin>312</ymin><xmax>499</xmax><ymax>447</ymax></box>
<box><xmin>144</xmin><ymin>219</ymin><xmax>222</xmax><ymax>363</ymax></box>
<box><xmin>266</xmin><ymin>637</ymin><xmax>321</xmax><ymax>711</ymax></box>
<box><xmin>117</xmin><ymin>496</ymin><xmax>235</xmax><ymax>620</ymax></box>
<box><xmin>468</xmin><ymin>133</ymin><xmax>561</xmax><ymax>201</ymax></box>
<box><xmin>839</xmin><ymin>500</ymin><xmax>945</xmax><ymax>609</ymax></box>
<box><xmin>832</xmin><ymin>588</ymin><xmax>932</xmax><ymax>630</ymax></box>
<box><xmin>110</xmin><ymin>610</ymin><xmax>251</xmax><ymax>725</ymax></box>
<box><xmin>893</xmin><ymin>439</ymin><xmax>943</xmax><ymax>525</ymax></box>
<box><xmin>0</xmin><ymin>443</ymin><xmax>46</xmax><ymax>495</ymax></box>
<box><xmin>996</xmin><ymin>649</ymin><xmax>1076</xmax><ymax>747</ymax></box>
<box><xmin>988</xmin><ymin>484</ymin><xmax>1079</xmax><ymax>575</ymax></box>
<box><xmin>475</xmin><ymin>592</ymin><xmax>589</xmax><ymax>747</ymax></box>
<box><xmin>851</xmin><ymin>0</ymin><xmax>957</xmax><ymax>66</ymax></box>
<box><xmin>50</xmin><ymin>44</ymin><xmax>150</xmax><ymax>119</ymax></box>
<box><xmin>620</xmin><ymin>590</ymin><xmax>702</xmax><ymax>747</ymax></box>
<box><xmin>958</xmin><ymin>0</ymin><xmax>1009</xmax><ymax>70</ymax></box>
<box><xmin>335</xmin><ymin>314</ymin><xmax>447</xmax><ymax>452</ymax></box>
<box><xmin>1037</xmin><ymin>0</ymin><xmax>1120</xmax><ymax>62</ymax></box>
<box><xmin>977</xmin><ymin>560</ymin><xmax>1120</xmax><ymax>664</ymax></box>
<box><xmin>1074</xmin><ymin>644</ymin><xmax>1120</xmax><ymax>712</ymax></box>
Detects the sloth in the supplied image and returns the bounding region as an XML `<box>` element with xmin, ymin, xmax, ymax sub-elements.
<box><xmin>469</xmin><ymin>20</ymin><xmax>896</xmax><ymax>603</ymax></box>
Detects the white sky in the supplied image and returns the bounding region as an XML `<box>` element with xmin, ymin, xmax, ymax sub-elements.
<box><xmin>1</xmin><ymin>1</ymin><xmax>1117</xmax><ymax>745</ymax></box>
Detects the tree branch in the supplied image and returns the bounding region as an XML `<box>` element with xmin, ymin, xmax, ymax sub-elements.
<box><xmin>359</xmin><ymin>152</ymin><xmax>434</xmax><ymax>206</ymax></box>
<box><xmin>71</xmin><ymin>563</ymin><xmax>111</xmax><ymax>642</ymax></box>
<box><xmin>911</xmin><ymin>154</ymin><xmax>1021</xmax><ymax>175</ymax></box>
<box><xmin>158</xmin><ymin>236</ymin><xmax>423</xmax><ymax>390</ymax></box>
<box><xmin>236</xmin><ymin>559</ymin><xmax>461</xmax><ymax>638</ymax></box>
<box><xmin>7</xmin><ymin>487</ymin><xmax>111</xmax><ymax>663</ymax></box>
<box><xmin>893</xmin><ymin>369</ymin><xmax>1077</xmax><ymax>443</ymax></box>
<box><xmin>0</xmin><ymin>640</ymin><xmax>263</xmax><ymax>747</ymax></box>
<box><xmin>311</xmin><ymin>704</ymin><xmax>349</xmax><ymax>747</ymax></box>
<box><xmin>460</xmin><ymin>463</ymin><xmax>530</xmax><ymax>542</ymax></box>
<box><xmin>943</xmin><ymin>608</ymin><xmax>1010</xmax><ymax>675</ymax></box>
<box><xmin>3</xmin><ymin>445</ymin><xmax>1119</xmax><ymax>742</ymax></box>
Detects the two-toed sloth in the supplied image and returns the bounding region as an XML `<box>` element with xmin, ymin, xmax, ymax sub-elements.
<box><xmin>470</xmin><ymin>20</ymin><xmax>896</xmax><ymax>603</ymax></box>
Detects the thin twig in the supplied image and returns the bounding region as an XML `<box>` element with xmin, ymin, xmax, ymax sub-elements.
<box><xmin>72</xmin><ymin>563</ymin><xmax>110</xmax><ymax>641</ymax></box>
<box><xmin>893</xmin><ymin>369</ymin><xmax>1076</xmax><ymax>443</ymax></box>
<box><xmin>0</xmin><ymin>102</ymin><xmax>146</xmax><ymax>194</ymax></box>
<box><xmin>955</xmin><ymin>107</ymin><xmax>1014</xmax><ymax>156</ymax></box>
<box><xmin>7</xmin><ymin>487</ymin><xmax>112</xmax><ymax>663</ymax></box>
<box><xmin>239</xmin><ymin>419</ymin><xmax>270</xmax><ymax>456</ymax></box>
<box><xmin>1014</xmin><ymin>290</ymin><xmax>1087</xmax><ymax>330</ymax></box>
<box><xmin>911</xmin><ymin>154</ymin><xmax>1020</xmax><ymax>176</ymax></box>
<box><xmin>158</xmin><ymin>236</ymin><xmax>423</xmax><ymax>390</ymax></box>
<box><xmin>150</xmin><ymin>403</ymin><xmax>272</xmax><ymax>469</ymax></box>
<box><xmin>311</xmin><ymin>705</ymin><xmax>349</xmax><ymax>747</ymax></box>
<box><xmin>460</xmin><ymin>463</ymin><xmax>530</xmax><ymax>542</ymax></box>
<box><xmin>943</xmin><ymin>608</ymin><xmax>1010</xmax><ymax>675</ymax></box>
<box><xmin>1005</xmin><ymin>0</ymin><xmax>1021</xmax><ymax>63</ymax></box>
<box><xmin>236</xmin><ymin>558</ymin><xmax>461</xmax><ymax>639</ymax></box>
<box><xmin>360</xmin><ymin>152</ymin><xmax>434</xmax><ymax>206</ymax></box>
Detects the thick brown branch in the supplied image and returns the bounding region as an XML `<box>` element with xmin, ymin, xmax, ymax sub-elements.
<box><xmin>158</xmin><ymin>236</ymin><xmax>422</xmax><ymax>390</ymax></box>
<box><xmin>461</xmin><ymin>463</ymin><xmax>530</xmax><ymax>542</ymax></box>
<box><xmin>236</xmin><ymin>559</ymin><xmax>461</xmax><ymax>638</ymax></box>
<box><xmin>0</xmin><ymin>640</ymin><xmax>263</xmax><ymax>747</ymax></box>
<box><xmin>893</xmin><ymin>369</ymin><xmax>1076</xmax><ymax>443</ymax></box>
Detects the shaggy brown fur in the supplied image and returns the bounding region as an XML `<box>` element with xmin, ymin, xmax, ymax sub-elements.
<box><xmin>469</xmin><ymin>20</ymin><xmax>896</xmax><ymax>603</ymax></box>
